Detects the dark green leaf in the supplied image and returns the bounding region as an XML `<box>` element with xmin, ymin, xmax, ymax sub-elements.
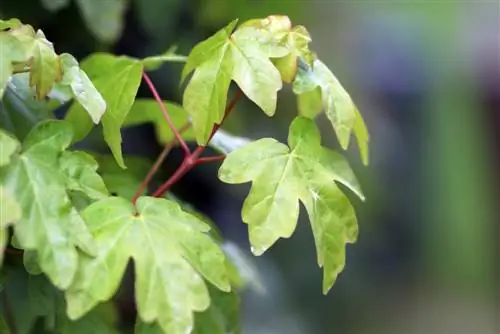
<box><xmin>218</xmin><ymin>116</ymin><xmax>364</xmax><ymax>293</ymax></box>
<box><xmin>66</xmin><ymin>196</ymin><xmax>231</xmax><ymax>334</ymax></box>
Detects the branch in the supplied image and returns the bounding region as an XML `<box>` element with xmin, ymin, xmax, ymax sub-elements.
<box><xmin>142</xmin><ymin>71</ymin><xmax>191</xmax><ymax>156</ymax></box>
<box><xmin>132</xmin><ymin>122</ymin><xmax>191</xmax><ymax>205</ymax></box>
<box><xmin>151</xmin><ymin>90</ymin><xmax>243</xmax><ymax>198</ymax></box>
<box><xmin>196</xmin><ymin>155</ymin><xmax>226</xmax><ymax>165</ymax></box>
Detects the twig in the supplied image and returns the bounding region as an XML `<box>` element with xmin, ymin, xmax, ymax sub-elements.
<box><xmin>196</xmin><ymin>155</ymin><xmax>226</xmax><ymax>165</ymax></box>
<box><xmin>131</xmin><ymin>122</ymin><xmax>191</xmax><ymax>205</ymax></box>
<box><xmin>151</xmin><ymin>90</ymin><xmax>243</xmax><ymax>198</ymax></box>
<box><xmin>142</xmin><ymin>71</ymin><xmax>191</xmax><ymax>156</ymax></box>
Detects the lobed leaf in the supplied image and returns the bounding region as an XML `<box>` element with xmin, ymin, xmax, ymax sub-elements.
<box><xmin>65</xmin><ymin>196</ymin><xmax>231</xmax><ymax>334</ymax></box>
<box><xmin>0</xmin><ymin>120</ymin><xmax>97</xmax><ymax>288</ymax></box>
<box><xmin>218</xmin><ymin>116</ymin><xmax>364</xmax><ymax>293</ymax></box>
<box><xmin>65</xmin><ymin>54</ymin><xmax>143</xmax><ymax>168</ymax></box>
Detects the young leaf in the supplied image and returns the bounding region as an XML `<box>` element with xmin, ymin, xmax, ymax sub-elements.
<box><xmin>142</xmin><ymin>46</ymin><xmax>188</xmax><ymax>71</ymax></box>
<box><xmin>218</xmin><ymin>116</ymin><xmax>364</xmax><ymax>293</ymax></box>
<box><xmin>0</xmin><ymin>120</ymin><xmax>96</xmax><ymax>289</ymax></box>
<box><xmin>123</xmin><ymin>99</ymin><xmax>195</xmax><ymax>144</ymax></box>
<box><xmin>75</xmin><ymin>0</ymin><xmax>128</xmax><ymax>44</ymax></box>
<box><xmin>29</xmin><ymin>30</ymin><xmax>63</xmax><ymax>99</ymax></box>
<box><xmin>57</xmin><ymin>53</ymin><xmax>107</xmax><ymax>124</ymax></box>
<box><xmin>293</xmin><ymin>58</ymin><xmax>370</xmax><ymax>164</ymax></box>
<box><xmin>0</xmin><ymin>187</ymin><xmax>21</xmax><ymax>265</ymax></box>
<box><xmin>182</xmin><ymin>19</ymin><xmax>282</xmax><ymax>144</ymax></box>
<box><xmin>65</xmin><ymin>55</ymin><xmax>142</xmax><ymax>168</ymax></box>
<box><xmin>59</xmin><ymin>151</ymin><xmax>109</xmax><ymax>200</ymax></box>
<box><xmin>65</xmin><ymin>196</ymin><xmax>231</xmax><ymax>334</ymax></box>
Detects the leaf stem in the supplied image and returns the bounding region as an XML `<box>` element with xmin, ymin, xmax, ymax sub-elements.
<box><xmin>131</xmin><ymin>123</ymin><xmax>191</xmax><ymax>205</ymax></box>
<box><xmin>151</xmin><ymin>90</ymin><xmax>243</xmax><ymax>198</ymax></box>
<box><xmin>196</xmin><ymin>155</ymin><xmax>226</xmax><ymax>165</ymax></box>
<box><xmin>142</xmin><ymin>71</ymin><xmax>191</xmax><ymax>156</ymax></box>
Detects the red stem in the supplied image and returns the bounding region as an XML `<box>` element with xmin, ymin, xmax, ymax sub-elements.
<box><xmin>151</xmin><ymin>90</ymin><xmax>244</xmax><ymax>198</ymax></box>
<box><xmin>196</xmin><ymin>155</ymin><xmax>226</xmax><ymax>165</ymax></box>
<box><xmin>142</xmin><ymin>71</ymin><xmax>191</xmax><ymax>156</ymax></box>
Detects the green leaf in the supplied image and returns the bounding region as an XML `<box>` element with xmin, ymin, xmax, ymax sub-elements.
<box><xmin>209</xmin><ymin>129</ymin><xmax>251</xmax><ymax>155</ymax></box>
<box><xmin>297</xmin><ymin>87</ymin><xmax>322</xmax><ymax>119</ymax></box>
<box><xmin>58</xmin><ymin>53</ymin><xmax>107</xmax><ymax>124</ymax></box>
<box><xmin>0</xmin><ymin>187</ymin><xmax>21</xmax><ymax>265</ymax></box>
<box><xmin>182</xmin><ymin>19</ymin><xmax>283</xmax><ymax>144</ymax></box>
<box><xmin>75</xmin><ymin>0</ymin><xmax>128</xmax><ymax>44</ymax></box>
<box><xmin>136</xmin><ymin>285</ymin><xmax>241</xmax><ymax>334</ymax></box>
<box><xmin>0</xmin><ymin>19</ymin><xmax>21</xmax><ymax>30</ymax></box>
<box><xmin>123</xmin><ymin>99</ymin><xmax>195</xmax><ymax>144</ymax></box>
<box><xmin>59</xmin><ymin>151</ymin><xmax>109</xmax><ymax>200</ymax></box>
<box><xmin>65</xmin><ymin>55</ymin><xmax>143</xmax><ymax>168</ymax></box>
<box><xmin>29</xmin><ymin>30</ymin><xmax>63</xmax><ymax>99</ymax></box>
<box><xmin>142</xmin><ymin>46</ymin><xmax>187</xmax><ymax>71</ymax></box>
<box><xmin>218</xmin><ymin>116</ymin><xmax>364</xmax><ymax>293</ymax></box>
<box><xmin>56</xmin><ymin>303</ymin><xmax>119</xmax><ymax>334</ymax></box>
<box><xmin>354</xmin><ymin>109</ymin><xmax>369</xmax><ymax>165</ymax></box>
<box><xmin>0</xmin><ymin>130</ymin><xmax>20</xmax><ymax>166</ymax></box>
<box><xmin>0</xmin><ymin>120</ymin><xmax>96</xmax><ymax>289</ymax></box>
<box><xmin>40</xmin><ymin>0</ymin><xmax>71</xmax><ymax>12</ymax></box>
<box><xmin>65</xmin><ymin>196</ymin><xmax>231</xmax><ymax>334</ymax></box>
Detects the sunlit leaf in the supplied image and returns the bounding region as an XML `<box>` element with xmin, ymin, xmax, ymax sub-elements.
<box><xmin>0</xmin><ymin>26</ymin><xmax>31</xmax><ymax>98</ymax></box>
<box><xmin>0</xmin><ymin>129</ymin><xmax>20</xmax><ymax>166</ymax></box>
<box><xmin>0</xmin><ymin>19</ymin><xmax>21</xmax><ymax>30</ymax></box>
<box><xmin>182</xmin><ymin>19</ymin><xmax>282</xmax><ymax>144</ymax></box>
<box><xmin>219</xmin><ymin>116</ymin><xmax>363</xmax><ymax>293</ymax></box>
<box><xmin>65</xmin><ymin>196</ymin><xmax>231</xmax><ymax>334</ymax></box>
<box><xmin>29</xmin><ymin>30</ymin><xmax>62</xmax><ymax>99</ymax></box>
<box><xmin>65</xmin><ymin>55</ymin><xmax>142</xmax><ymax>168</ymax></box>
<box><xmin>0</xmin><ymin>187</ymin><xmax>21</xmax><ymax>265</ymax></box>
<box><xmin>123</xmin><ymin>98</ymin><xmax>195</xmax><ymax>144</ymax></box>
<box><xmin>0</xmin><ymin>120</ymin><xmax>96</xmax><ymax>289</ymax></box>
<box><xmin>75</xmin><ymin>0</ymin><xmax>128</xmax><ymax>44</ymax></box>
<box><xmin>58</xmin><ymin>53</ymin><xmax>106</xmax><ymax>124</ymax></box>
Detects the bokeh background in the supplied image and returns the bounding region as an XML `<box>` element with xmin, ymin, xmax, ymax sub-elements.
<box><xmin>1</xmin><ymin>0</ymin><xmax>498</xmax><ymax>333</ymax></box>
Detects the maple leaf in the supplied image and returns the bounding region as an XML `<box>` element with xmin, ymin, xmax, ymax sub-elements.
<box><xmin>29</xmin><ymin>30</ymin><xmax>63</xmax><ymax>99</ymax></box>
<box><xmin>293</xmin><ymin>58</ymin><xmax>370</xmax><ymax>165</ymax></box>
<box><xmin>65</xmin><ymin>196</ymin><xmax>231</xmax><ymax>334</ymax></box>
<box><xmin>0</xmin><ymin>120</ymin><xmax>98</xmax><ymax>288</ymax></box>
<box><xmin>218</xmin><ymin>116</ymin><xmax>364</xmax><ymax>293</ymax></box>
<box><xmin>182</xmin><ymin>19</ymin><xmax>282</xmax><ymax>144</ymax></box>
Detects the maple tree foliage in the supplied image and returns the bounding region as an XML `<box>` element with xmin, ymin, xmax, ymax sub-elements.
<box><xmin>0</xmin><ymin>13</ymin><xmax>369</xmax><ymax>334</ymax></box>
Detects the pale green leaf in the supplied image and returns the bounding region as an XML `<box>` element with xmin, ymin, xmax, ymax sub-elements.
<box><xmin>65</xmin><ymin>55</ymin><xmax>142</xmax><ymax>168</ymax></box>
<box><xmin>75</xmin><ymin>0</ymin><xmax>128</xmax><ymax>44</ymax></box>
<box><xmin>142</xmin><ymin>46</ymin><xmax>187</xmax><ymax>71</ymax></box>
<box><xmin>0</xmin><ymin>120</ymin><xmax>96</xmax><ymax>289</ymax></box>
<box><xmin>297</xmin><ymin>87</ymin><xmax>322</xmax><ymax>118</ymax></box>
<box><xmin>59</xmin><ymin>151</ymin><xmax>109</xmax><ymax>200</ymax></box>
<box><xmin>182</xmin><ymin>19</ymin><xmax>282</xmax><ymax>144</ymax></box>
<box><xmin>123</xmin><ymin>98</ymin><xmax>195</xmax><ymax>144</ymax></box>
<box><xmin>218</xmin><ymin>116</ymin><xmax>363</xmax><ymax>293</ymax></box>
<box><xmin>40</xmin><ymin>0</ymin><xmax>71</xmax><ymax>12</ymax></box>
<box><xmin>209</xmin><ymin>129</ymin><xmax>251</xmax><ymax>155</ymax></box>
<box><xmin>66</xmin><ymin>196</ymin><xmax>231</xmax><ymax>334</ymax></box>
<box><xmin>58</xmin><ymin>53</ymin><xmax>107</xmax><ymax>124</ymax></box>
<box><xmin>0</xmin><ymin>29</ymin><xmax>31</xmax><ymax>98</ymax></box>
<box><xmin>29</xmin><ymin>30</ymin><xmax>63</xmax><ymax>99</ymax></box>
<box><xmin>0</xmin><ymin>129</ymin><xmax>20</xmax><ymax>166</ymax></box>
<box><xmin>23</xmin><ymin>250</ymin><xmax>42</xmax><ymax>275</ymax></box>
<box><xmin>0</xmin><ymin>19</ymin><xmax>21</xmax><ymax>30</ymax></box>
<box><xmin>354</xmin><ymin>109</ymin><xmax>369</xmax><ymax>165</ymax></box>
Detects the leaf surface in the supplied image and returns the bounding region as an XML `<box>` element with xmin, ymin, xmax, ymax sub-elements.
<box><xmin>0</xmin><ymin>121</ymin><xmax>96</xmax><ymax>288</ymax></box>
<box><xmin>65</xmin><ymin>196</ymin><xmax>231</xmax><ymax>334</ymax></box>
<box><xmin>218</xmin><ymin>116</ymin><xmax>363</xmax><ymax>293</ymax></box>
<box><xmin>182</xmin><ymin>19</ymin><xmax>282</xmax><ymax>144</ymax></box>
<box><xmin>29</xmin><ymin>30</ymin><xmax>62</xmax><ymax>99</ymax></box>
<box><xmin>65</xmin><ymin>55</ymin><xmax>142</xmax><ymax>168</ymax></box>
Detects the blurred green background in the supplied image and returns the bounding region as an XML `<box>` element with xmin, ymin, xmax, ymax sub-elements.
<box><xmin>1</xmin><ymin>0</ymin><xmax>498</xmax><ymax>333</ymax></box>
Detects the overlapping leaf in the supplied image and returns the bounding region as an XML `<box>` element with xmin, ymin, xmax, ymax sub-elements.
<box><xmin>29</xmin><ymin>30</ymin><xmax>62</xmax><ymax>99</ymax></box>
<box><xmin>65</xmin><ymin>54</ymin><xmax>142</xmax><ymax>168</ymax></box>
<box><xmin>293</xmin><ymin>58</ymin><xmax>369</xmax><ymax>165</ymax></box>
<box><xmin>219</xmin><ymin>116</ymin><xmax>364</xmax><ymax>293</ymax></box>
<box><xmin>0</xmin><ymin>121</ymin><xmax>99</xmax><ymax>288</ymax></box>
<box><xmin>182</xmin><ymin>19</ymin><xmax>282</xmax><ymax>144</ymax></box>
<box><xmin>65</xmin><ymin>196</ymin><xmax>231</xmax><ymax>334</ymax></box>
